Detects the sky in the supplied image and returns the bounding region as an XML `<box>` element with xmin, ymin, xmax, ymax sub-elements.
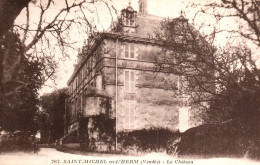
<box><xmin>14</xmin><ymin>0</ymin><xmax>260</xmax><ymax>95</ymax></box>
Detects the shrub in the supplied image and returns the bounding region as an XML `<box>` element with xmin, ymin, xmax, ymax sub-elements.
<box><xmin>79</xmin><ymin>115</ymin><xmax>116</xmax><ymax>151</ymax></box>
<box><xmin>0</xmin><ymin>131</ymin><xmax>39</xmax><ymax>153</ymax></box>
<box><xmin>176</xmin><ymin>119</ymin><xmax>259</xmax><ymax>159</ymax></box>
<box><xmin>118</xmin><ymin>128</ymin><xmax>180</xmax><ymax>153</ymax></box>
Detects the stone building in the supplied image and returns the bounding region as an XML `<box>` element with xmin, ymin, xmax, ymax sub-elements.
<box><xmin>64</xmin><ymin>0</ymin><xmax>204</xmax><ymax>151</ymax></box>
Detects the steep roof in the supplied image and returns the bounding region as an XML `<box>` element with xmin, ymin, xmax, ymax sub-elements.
<box><xmin>135</xmin><ymin>14</ymin><xmax>163</xmax><ymax>38</ymax></box>
<box><xmin>67</xmin><ymin>6</ymin><xmax>190</xmax><ymax>85</ymax></box>
<box><xmin>67</xmin><ymin>31</ymin><xmax>164</xmax><ymax>85</ymax></box>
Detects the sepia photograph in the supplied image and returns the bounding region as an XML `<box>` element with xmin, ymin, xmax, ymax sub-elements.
<box><xmin>0</xmin><ymin>0</ymin><xmax>259</xmax><ymax>165</ymax></box>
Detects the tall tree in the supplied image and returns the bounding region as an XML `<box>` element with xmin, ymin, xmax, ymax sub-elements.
<box><xmin>0</xmin><ymin>0</ymin><xmax>115</xmax><ymax>131</ymax></box>
<box><xmin>0</xmin><ymin>31</ymin><xmax>42</xmax><ymax>132</ymax></box>
<box><xmin>0</xmin><ymin>0</ymin><xmax>31</xmax><ymax>39</ymax></box>
<box><xmin>37</xmin><ymin>88</ymin><xmax>68</xmax><ymax>143</ymax></box>
<box><xmin>155</xmin><ymin>0</ymin><xmax>259</xmax><ymax>124</ymax></box>
<box><xmin>156</xmin><ymin>1</ymin><xmax>259</xmax><ymax>157</ymax></box>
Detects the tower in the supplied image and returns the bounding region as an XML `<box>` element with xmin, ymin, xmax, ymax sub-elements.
<box><xmin>120</xmin><ymin>2</ymin><xmax>137</xmax><ymax>33</ymax></box>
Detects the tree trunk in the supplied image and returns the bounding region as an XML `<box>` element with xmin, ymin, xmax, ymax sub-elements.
<box><xmin>0</xmin><ymin>0</ymin><xmax>30</xmax><ymax>122</ymax></box>
<box><xmin>0</xmin><ymin>0</ymin><xmax>31</xmax><ymax>39</ymax></box>
<box><xmin>0</xmin><ymin>48</ymin><xmax>3</xmax><ymax>123</ymax></box>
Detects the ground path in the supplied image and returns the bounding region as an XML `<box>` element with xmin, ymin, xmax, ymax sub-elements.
<box><xmin>0</xmin><ymin>148</ymin><xmax>259</xmax><ymax>165</ymax></box>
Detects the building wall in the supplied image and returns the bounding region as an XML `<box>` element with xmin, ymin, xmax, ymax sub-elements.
<box><xmin>66</xmin><ymin>35</ymin><xmax>204</xmax><ymax>134</ymax></box>
<box><xmin>100</xmin><ymin>38</ymin><xmax>181</xmax><ymax>132</ymax></box>
<box><xmin>63</xmin><ymin>3</ymin><xmax>210</xmax><ymax>151</ymax></box>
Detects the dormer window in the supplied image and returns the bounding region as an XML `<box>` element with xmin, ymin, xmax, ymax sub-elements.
<box><xmin>124</xmin><ymin>12</ymin><xmax>134</xmax><ymax>26</ymax></box>
<box><xmin>121</xmin><ymin>6</ymin><xmax>137</xmax><ymax>27</ymax></box>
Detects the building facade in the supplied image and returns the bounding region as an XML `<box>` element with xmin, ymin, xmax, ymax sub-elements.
<box><xmin>64</xmin><ymin>0</ymin><xmax>203</xmax><ymax>151</ymax></box>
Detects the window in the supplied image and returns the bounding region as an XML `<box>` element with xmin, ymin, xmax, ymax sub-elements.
<box><xmin>125</xmin><ymin>70</ymin><xmax>135</xmax><ymax>93</ymax></box>
<box><xmin>178</xmin><ymin>76</ymin><xmax>189</xmax><ymax>97</ymax></box>
<box><xmin>82</xmin><ymin>68</ymin><xmax>84</xmax><ymax>80</ymax></box>
<box><xmin>82</xmin><ymin>90</ymin><xmax>86</xmax><ymax>112</ymax></box>
<box><xmin>87</xmin><ymin>58</ymin><xmax>91</xmax><ymax>72</ymax></box>
<box><xmin>80</xmin><ymin>93</ymin><xmax>84</xmax><ymax>113</ymax></box>
<box><xmin>78</xmin><ymin>71</ymin><xmax>82</xmax><ymax>84</ymax></box>
<box><xmin>92</xmin><ymin>55</ymin><xmax>95</xmax><ymax>68</ymax></box>
<box><xmin>72</xmin><ymin>81</ymin><xmax>75</xmax><ymax>92</ymax></box>
<box><xmin>123</xmin><ymin>12</ymin><xmax>135</xmax><ymax>26</ymax></box>
<box><xmin>125</xmin><ymin>43</ymin><xmax>135</xmax><ymax>59</ymax></box>
<box><xmin>73</xmin><ymin>99</ymin><xmax>77</xmax><ymax>120</ymax></box>
<box><xmin>84</xmin><ymin>64</ymin><xmax>88</xmax><ymax>78</ymax></box>
<box><xmin>123</xmin><ymin>101</ymin><xmax>135</xmax><ymax>130</ymax></box>
<box><xmin>125</xmin><ymin>13</ymin><xmax>130</xmax><ymax>26</ymax></box>
<box><xmin>179</xmin><ymin>107</ymin><xmax>189</xmax><ymax>132</ymax></box>
<box><xmin>76</xmin><ymin>77</ymin><xmax>78</xmax><ymax>89</ymax></box>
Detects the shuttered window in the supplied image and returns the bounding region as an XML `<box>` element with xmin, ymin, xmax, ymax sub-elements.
<box><xmin>123</xmin><ymin>101</ymin><xmax>135</xmax><ymax>130</ymax></box>
<box><xmin>125</xmin><ymin>70</ymin><xmax>135</xmax><ymax>93</ymax></box>
<box><xmin>125</xmin><ymin>43</ymin><xmax>135</xmax><ymax>59</ymax></box>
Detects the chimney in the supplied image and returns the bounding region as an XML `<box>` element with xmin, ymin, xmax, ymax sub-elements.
<box><xmin>139</xmin><ymin>0</ymin><xmax>147</xmax><ymax>14</ymax></box>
